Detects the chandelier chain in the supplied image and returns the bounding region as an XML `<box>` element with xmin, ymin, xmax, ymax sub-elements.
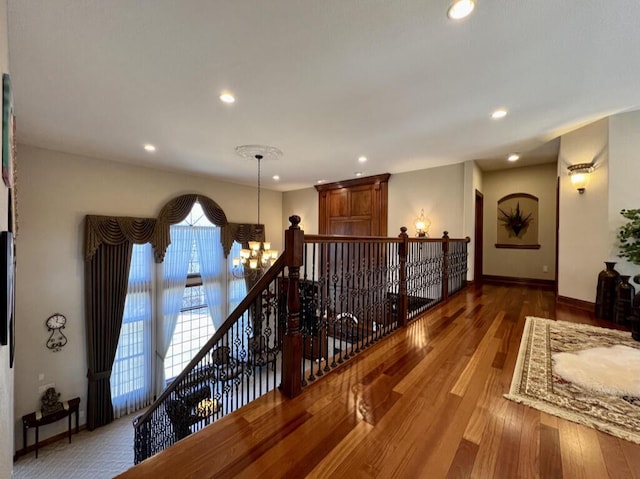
<box><xmin>257</xmin><ymin>155</ymin><xmax>261</xmax><ymax>225</ymax></box>
<box><xmin>231</xmin><ymin>145</ymin><xmax>281</xmax><ymax>278</ymax></box>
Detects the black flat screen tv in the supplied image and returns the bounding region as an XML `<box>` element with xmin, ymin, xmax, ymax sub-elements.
<box><xmin>0</xmin><ymin>231</ymin><xmax>14</xmax><ymax>346</ymax></box>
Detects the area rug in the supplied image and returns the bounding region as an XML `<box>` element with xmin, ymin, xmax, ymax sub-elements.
<box><xmin>505</xmin><ymin>316</ymin><xmax>640</xmax><ymax>444</ymax></box>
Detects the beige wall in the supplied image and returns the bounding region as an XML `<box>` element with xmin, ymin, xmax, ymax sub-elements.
<box><xmin>0</xmin><ymin>0</ymin><xmax>13</xmax><ymax>474</ymax></box>
<box><xmin>483</xmin><ymin>163</ymin><xmax>557</xmax><ymax>280</ymax></box>
<box><xmin>283</xmin><ymin>163</ymin><xmax>467</xmax><ymax>241</ymax></box>
<box><xmin>558</xmin><ymin>118</ymin><xmax>610</xmax><ymax>301</ymax></box>
<box><xmin>14</xmin><ymin>145</ymin><xmax>283</xmax><ymax>448</ymax></box>
<box><xmin>609</xmin><ymin>110</ymin><xmax>640</xmax><ymax>277</ymax></box>
<box><xmin>282</xmin><ymin>187</ymin><xmax>318</xmax><ymax>234</ymax></box>
<box><xmin>464</xmin><ymin>161</ymin><xmax>483</xmax><ymax>281</ymax></box>
<box><xmin>388</xmin><ymin>163</ymin><xmax>465</xmax><ymax>238</ymax></box>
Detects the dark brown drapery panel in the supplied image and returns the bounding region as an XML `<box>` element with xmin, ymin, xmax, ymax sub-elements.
<box><xmin>85</xmin><ymin>241</ymin><xmax>133</xmax><ymax>430</ymax></box>
<box><xmin>84</xmin><ymin>215</ymin><xmax>158</xmax><ymax>430</ymax></box>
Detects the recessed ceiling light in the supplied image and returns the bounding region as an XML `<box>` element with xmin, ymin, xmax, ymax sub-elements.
<box><xmin>272</xmin><ymin>175</ymin><xmax>280</xmax><ymax>181</ymax></box>
<box><xmin>358</xmin><ymin>156</ymin><xmax>367</xmax><ymax>163</ymax></box>
<box><xmin>447</xmin><ymin>0</ymin><xmax>475</xmax><ymax>20</ymax></box>
<box><xmin>219</xmin><ymin>92</ymin><xmax>235</xmax><ymax>104</ymax></box>
<box><xmin>491</xmin><ymin>109</ymin><xmax>508</xmax><ymax>119</ymax></box>
<box><xmin>355</xmin><ymin>172</ymin><xmax>363</xmax><ymax>177</ymax></box>
<box><xmin>508</xmin><ymin>154</ymin><xmax>520</xmax><ymax>162</ymax></box>
<box><xmin>143</xmin><ymin>144</ymin><xmax>156</xmax><ymax>152</ymax></box>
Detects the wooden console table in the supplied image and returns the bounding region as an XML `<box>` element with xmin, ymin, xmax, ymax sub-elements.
<box><xmin>22</xmin><ymin>397</ymin><xmax>81</xmax><ymax>458</ymax></box>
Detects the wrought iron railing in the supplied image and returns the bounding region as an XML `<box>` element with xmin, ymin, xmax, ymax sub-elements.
<box><xmin>294</xmin><ymin>228</ymin><xmax>469</xmax><ymax>387</ymax></box>
<box><xmin>132</xmin><ymin>257</ymin><xmax>287</xmax><ymax>464</ymax></box>
<box><xmin>132</xmin><ymin>217</ymin><xmax>469</xmax><ymax>463</ymax></box>
<box><xmin>295</xmin><ymin>236</ymin><xmax>403</xmax><ymax>384</ymax></box>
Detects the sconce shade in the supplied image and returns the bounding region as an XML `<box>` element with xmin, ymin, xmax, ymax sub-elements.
<box><xmin>415</xmin><ymin>209</ymin><xmax>431</xmax><ymax>237</ymax></box>
<box><xmin>568</xmin><ymin>163</ymin><xmax>594</xmax><ymax>194</ymax></box>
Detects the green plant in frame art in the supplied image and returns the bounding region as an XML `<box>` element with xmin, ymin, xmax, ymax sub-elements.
<box><xmin>618</xmin><ymin>208</ymin><xmax>640</xmax><ymax>266</ymax></box>
<box><xmin>498</xmin><ymin>201</ymin><xmax>533</xmax><ymax>238</ymax></box>
<box><xmin>2</xmin><ymin>73</ymin><xmax>14</xmax><ymax>188</ymax></box>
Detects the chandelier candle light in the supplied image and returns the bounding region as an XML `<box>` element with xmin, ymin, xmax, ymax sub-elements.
<box><xmin>232</xmin><ymin>145</ymin><xmax>282</xmax><ymax>277</ymax></box>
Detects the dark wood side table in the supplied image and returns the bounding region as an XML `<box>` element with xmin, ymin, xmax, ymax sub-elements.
<box><xmin>22</xmin><ymin>397</ymin><xmax>81</xmax><ymax>458</ymax></box>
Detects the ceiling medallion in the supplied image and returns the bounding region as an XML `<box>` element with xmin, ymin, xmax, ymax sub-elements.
<box><xmin>235</xmin><ymin>145</ymin><xmax>283</xmax><ymax>162</ymax></box>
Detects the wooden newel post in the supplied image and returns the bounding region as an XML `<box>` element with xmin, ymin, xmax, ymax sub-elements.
<box><xmin>442</xmin><ymin>231</ymin><xmax>450</xmax><ymax>301</ymax></box>
<box><xmin>281</xmin><ymin>215</ymin><xmax>304</xmax><ymax>398</ymax></box>
<box><xmin>398</xmin><ymin>227</ymin><xmax>409</xmax><ymax>328</ymax></box>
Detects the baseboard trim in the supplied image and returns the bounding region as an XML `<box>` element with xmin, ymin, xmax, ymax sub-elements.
<box><xmin>556</xmin><ymin>295</ymin><xmax>595</xmax><ymax>313</ymax></box>
<box><xmin>482</xmin><ymin>275</ymin><xmax>555</xmax><ymax>290</ymax></box>
<box><xmin>14</xmin><ymin>424</ymin><xmax>87</xmax><ymax>461</ymax></box>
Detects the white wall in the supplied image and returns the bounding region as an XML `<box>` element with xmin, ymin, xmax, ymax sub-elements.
<box><xmin>483</xmin><ymin>163</ymin><xmax>557</xmax><ymax>280</ymax></box>
<box><xmin>388</xmin><ymin>163</ymin><xmax>465</xmax><ymax>238</ymax></box>
<box><xmin>558</xmin><ymin>118</ymin><xmax>609</xmax><ymax>301</ymax></box>
<box><xmin>0</xmin><ymin>0</ymin><xmax>13</xmax><ymax>474</ymax></box>
<box><xmin>608</xmin><ymin>110</ymin><xmax>640</xmax><ymax>277</ymax></box>
<box><xmin>14</xmin><ymin>145</ymin><xmax>283</xmax><ymax>449</ymax></box>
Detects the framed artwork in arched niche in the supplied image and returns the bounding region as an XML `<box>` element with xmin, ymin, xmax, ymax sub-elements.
<box><xmin>495</xmin><ymin>193</ymin><xmax>540</xmax><ymax>249</ymax></box>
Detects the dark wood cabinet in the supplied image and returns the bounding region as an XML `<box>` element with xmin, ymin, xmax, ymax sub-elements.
<box><xmin>316</xmin><ymin>173</ymin><xmax>390</xmax><ymax>236</ymax></box>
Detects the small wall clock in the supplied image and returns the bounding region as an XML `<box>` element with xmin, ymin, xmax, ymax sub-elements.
<box><xmin>46</xmin><ymin>313</ymin><xmax>68</xmax><ymax>352</ymax></box>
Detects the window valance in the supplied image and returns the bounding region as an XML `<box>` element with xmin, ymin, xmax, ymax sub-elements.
<box><xmin>84</xmin><ymin>216</ymin><xmax>158</xmax><ymax>261</ymax></box>
<box><xmin>84</xmin><ymin>194</ymin><xmax>264</xmax><ymax>263</ymax></box>
<box><xmin>221</xmin><ymin>223</ymin><xmax>265</xmax><ymax>258</ymax></box>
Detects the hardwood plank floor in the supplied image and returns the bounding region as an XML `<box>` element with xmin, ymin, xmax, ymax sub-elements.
<box><xmin>117</xmin><ymin>284</ymin><xmax>640</xmax><ymax>479</ymax></box>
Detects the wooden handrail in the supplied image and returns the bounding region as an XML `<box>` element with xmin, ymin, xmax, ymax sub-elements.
<box><xmin>133</xmin><ymin>253</ymin><xmax>287</xmax><ymax>428</ymax></box>
<box><xmin>133</xmin><ymin>227</ymin><xmax>469</xmax><ymax>427</ymax></box>
<box><xmin>408</xmin><ymin>237</ymin><xmax>470</xmax><ymax>243</ymax></box>
<box><xmin>303</xmin><ymin>234</ymin><xmax>403</xmax><ymax>244</ymax></box>
<box><xmin>132</xmin><ymin>220</ymin><xmax>470</xmax><ymax>464</ymax></box>
<box><xmin>305</xmin><ymin>233</ymin><xmax>469</xmax><ymax>244</ymax></box>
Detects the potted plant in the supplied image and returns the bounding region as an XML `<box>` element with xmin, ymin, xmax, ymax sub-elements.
<box><xmin>618</xmin><ymin>208</ymin><xmax>640</xmax><ymax>340</ymax></box>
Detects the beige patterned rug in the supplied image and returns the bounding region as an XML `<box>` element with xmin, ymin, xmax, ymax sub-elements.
<box><xmin>505</xmin><ymin>316</ymin><xmax>640</xmax><ymax>444</ymax></box>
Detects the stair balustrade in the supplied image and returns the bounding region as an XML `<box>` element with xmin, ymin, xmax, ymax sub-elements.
<box><xmin>133</xmin><ymin>216</ymin><xmax>469</xmax><ymax>463</ymax></box>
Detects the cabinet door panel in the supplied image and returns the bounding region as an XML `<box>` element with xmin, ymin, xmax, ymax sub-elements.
<box><xmin>350</xmin><ymin>187</ymin><xmax>372</xmax><ymax>217</ymax></box>
<box><xmin>317</xmin><ymin>173</ymin><xmax>389</xmax><ymax>237</ymax></box>
<box><xmin>328</xmin><ymin>190</ymin><xmax>349</xmax><ymax>217</ymax></box>
<box><xmin>329</xmin><ymin>219</ymin><xmax>371</xmax><ymax>236</ymax></box>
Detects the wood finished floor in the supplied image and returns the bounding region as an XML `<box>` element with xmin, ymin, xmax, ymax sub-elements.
<box><xmin>118</xmin><ymin>284</ymin><xmax>640</xmax><ymax>479</ymax></box>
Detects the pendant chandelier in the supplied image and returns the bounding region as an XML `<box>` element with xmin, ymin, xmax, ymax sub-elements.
<box><xmin>232</xmin><ymin>145</ymin><xmax>282</xmax><ymax>278</ymax></box>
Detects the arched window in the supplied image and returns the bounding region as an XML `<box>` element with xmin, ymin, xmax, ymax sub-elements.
<box><xmin>162</xmin><ymin>202</ymin><xmax>245</xmax><ymax>381</ymax></box>
<box><xmin>110</xmin><ymin>197</ymin><xmax>249</xmax><ymax>414</ymax></box>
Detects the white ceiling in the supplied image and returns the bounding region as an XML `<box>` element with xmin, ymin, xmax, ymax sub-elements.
<box><xmin>7</xmin><ymin>1</ymin><xmax>640</xmax><ymax>191</ymax></box>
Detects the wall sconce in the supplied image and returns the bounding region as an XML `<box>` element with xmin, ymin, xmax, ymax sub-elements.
<box><xmin>567</xmin><ymin>163</ymin><xmax>594</xmax><ymax>194</ymax></box>
<box><xmin>415</xmin><ymin>209</ymin><xmax>431</xmax><ymax>237</ymax></box>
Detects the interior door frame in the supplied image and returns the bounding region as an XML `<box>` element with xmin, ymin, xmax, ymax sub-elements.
<box><xmin>474</xmin><ymin>189</ymin><xmax>484</xmax><ymax>283</ymax></box>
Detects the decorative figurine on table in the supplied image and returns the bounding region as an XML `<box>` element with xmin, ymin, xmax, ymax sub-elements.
<box><xmin>41</xmin><ymin>387</ymin><xmax>63</xmax><ymax>415</ymax></box>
